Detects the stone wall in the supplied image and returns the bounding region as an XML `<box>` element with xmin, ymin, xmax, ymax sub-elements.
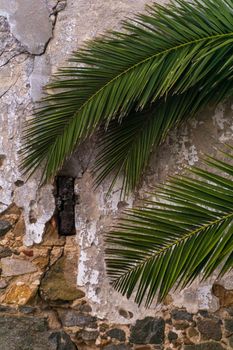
<box><xmin>1</xmin><ymin>0</ymin><xmax>233</xmax><ymax>349</ymax></box>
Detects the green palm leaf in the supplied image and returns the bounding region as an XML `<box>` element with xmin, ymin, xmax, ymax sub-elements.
<box><xmin>93</xmin><ymin>78</ymin><xmax>233</xmax><ymax>196</ymax></box>
<box><xmin>21</xmin><ymin>0</ymin><xmax>233</xmax><ymax>185</ymax></box>
<box><xmin>106</xmin><ymin>151</ymin><xmax>233</xmax><ymax>306</ymax></box>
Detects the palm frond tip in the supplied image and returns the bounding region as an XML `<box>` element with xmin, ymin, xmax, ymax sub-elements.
<box><xmin>106</xmin><ymin>152</ymin><xmax>233</xmax><ymax>306</ymax></box>
<box><xmin>21</xmin><ymin>0</ymin><xmax>233</xmax><ymax>193</ymax></box>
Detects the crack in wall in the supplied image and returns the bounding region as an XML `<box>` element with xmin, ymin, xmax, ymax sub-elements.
<box><xmin>34</xmin><ymin>0</ymin><xmax>67</xmax><ymax>57</ymax></box>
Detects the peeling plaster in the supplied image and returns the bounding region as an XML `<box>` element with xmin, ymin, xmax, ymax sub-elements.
<box><xmin>212</xmin><ymin>104</ymin><xmax>227</xmax><ymax>130</ymax></box>
<box><xmin>172</xmin><ymin>279</ymin><xmax>220</xmax><ymax>314</ymax></box>
<box><xmin>14</xmin><ymin>181</ymin><xmax>55</xmax><ymax>246</ymax></box>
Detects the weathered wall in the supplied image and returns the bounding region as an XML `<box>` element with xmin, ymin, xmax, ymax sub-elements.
<box><xmin>0</xmin><ymin>0</ymin><xmax>233</xmax><ymax>349</ymax></box>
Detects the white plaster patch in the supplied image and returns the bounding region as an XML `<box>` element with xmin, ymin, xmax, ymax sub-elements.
<box><xmin>172</xmin><ymin>278</ymin><xmax>219</xmax><ymax>314</ymax></box>
<box><xmin>87</xmin><ymin>285</ymin><xmax>101</xmax><ymax>304</ymax></box>
<box><xmin>171</xmin><ymin>127</ymin><xmax>199</xmax><ymax>168</ymax></box>
<box><xmin>184</xmin><ymin>144</ymin><xmax>199</xmax><ymax>166</ymax></box>
<box><xmin>90</xmin><ymin>269</ymin><xmax>99</xmax><ymax>285</ymax></box>
<box><xmin>197</xmin><ymin>284</ymin><xmax>219</xmax><ymax>311</ymax></box>
<box><xmin>77</xmin><ymin>250</ymin><xmax>89</xmax><ymax>286</ymax></box>
<box><xmin>30</xmin><ymin>54</ymin><xmax>51</xmax><ymax>101</ymax></box>
<box><xmin>219</xmin><ymin>131</ymin><xmax>233</xmax><ymax>143</ymax></box>
<box><xmin>190</xmin><ymin>117</ymin><xmax>200</xmax><ymax>129</ymax></box>
<box><xmin>212</xmin><ymin>104</ymin><xmax>227</xmax><ymax>130</ymax></box>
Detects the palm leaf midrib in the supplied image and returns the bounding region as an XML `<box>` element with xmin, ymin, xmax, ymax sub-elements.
<box><xmin>77</xmin><ymin>31</ymin><xmax>233</xmax><ymax>117</ymax></box>
<box><xmin>109</xmin><ymin>210</ymin><xmax>233</xmax><ymax>279</ymax></box>
<box><xmin>48</xmin><ymin>32</ymin><xmax>233</xmax><ymax>167</ymax></box>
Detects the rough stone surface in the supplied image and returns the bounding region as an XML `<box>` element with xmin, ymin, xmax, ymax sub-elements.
<box><xmin>0</xmin><ymin>246</ymin><xmax>12</xmax><ymax>257</ymax></box>
<box><xmin>0</xmin><ymin>305</ymin><xmax>17</xmax><ymax>313</ymax></box>
<box><xmin>106</xmin><ymin>328</ymin><xmax>126</xmax><ymax>341</ymax></box>
<box><xmin>187</xmin><ymin>327</ymin><xmax>199</xmax><ymax>339</ymax></box>
<box><xmin>212</xmin><ymin>284</ymin><xmax>233</xmax><ymax>308</ymax></box>
<box><xmin>168</xmin><ymin>331</ymin><xmax>178</xmax><ymax>342</ymax></box>
<box><xmin>76</xmin><ymin>329</ymin><xmax>99</xmax><ymax>341</ymax></box>
<box><xmin>0</xmin><ymin>220</ymin><xmax>11</xmax><ymax>236</ymax></box>
<box><xmin>197</xmin><ymin>319</ymin><xmax>222</xmax><ymax>341</ymax></box>
<box><xmin>1</xmin><ymin>257</ymin><xmax>37</xmax><ymax>276</ymax></box>
<box><xmin>49</xmin><ymin>331</ymin><xmax>77</xmax><ymax>350</ymax></box>
<box><xmin>224</xmin><ymin>319</ymin><xmax>233</xmax><ymax>335</ymax></box>
<box><xmin>18</xmin><ymin>306</ymin><xmax>36</xmax><ymax>314</ymax></box>
<box><xmin>59</xmin><ymin>309</ymin><xmax>97</xmax><ymax>328</ymax></box>
<box><xmin>130</xmin><ymin>317</ymin><xmax>165</xmax><ymax>344</ymax></box>
<box><xmin>184</xmin><ymin>343</ymin><xmax>224</xmax><ymax>350</ymax></box>
<box><xmin>0</xmin><ymin>279</ymin><xmax>8</xmax><ymax>289</ymax></box>
<box><xmin>0</xmin><ymin>315</ymin><xmax>51</xmax><ymax>350</ymax></box>
<box><xmin>174</xmin><ymin>320</ymin><xmax>190</xmax><ymax>330</ymax></box>
<box><xmin>40</xmin><ymin>256</ymin><xmax>85</xmax><ymax>302</ymax></box>
<box><xmin>229</xmin><ymin>335</ymin><xmax>233</xmax><ymax>348</ymax></box>
<box><xmin>103</xmin><ymin>345</ymin><xmax>131</xmax><ymax>350</ymax></box>
<box><xmin>171</xmin><ymin>309</ymin><xmax>193</xmax><ymax>321</ymax></box>
<box><xmin>4</xmin><ymin>283</ymin><xmax>37</xmax><ymax>305</ymax></box>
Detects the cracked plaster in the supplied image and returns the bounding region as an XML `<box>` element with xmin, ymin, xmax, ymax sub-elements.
<box><xmin>0</xmin><ymin>0</ymin><xmax>233</xmax><ymax>323</ymax></box>
<box><xmin>0</xmin><ymin>0</ymin><xmax>52</xmax><ymax>55</ymax></box>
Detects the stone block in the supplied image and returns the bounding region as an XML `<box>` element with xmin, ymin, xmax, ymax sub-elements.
<box><xmin>229</xmin><ymin>335</ymin><xmax>233</xmax><ymax>348</ymax></box>
<box><xmin>40</xmin><ymin>256</ymin><xmax>85</xmax><ymax>302</ymax></box>
<box><xmin>0</xmin><ymin>220</ymin><xmax>12</xmax><ymax>236</ymax></box>
<box><xmin>171</xmin><ymin>309</ymin><xmax>193</xmax><ymax>321</ymax></box>
<box><xmin>130</xmin><ymin>317</ymin><xmax>165</xmax><ymax>344</ymax></box>
<box><xmin>226</xmin><ymin>307</ymin><xmax>233</xmax><ymax>317</ymax></box>
<box><xmin>4</xmin><ymin>283</ymin><xmax>37</xmax><ymax>305</ymax></box>
<box><xmin>187</xmin><ymin>327</ymin><xmax>199</xmax><ymax>338</ymax></box>
<box><xmin>212</xmin><ymin>284</ymin><xmax>233</xmax><ymax>308</ymax></box>
<box><xmin>1</xmin><ymin>257</ymin><xmax>37</xmax><ymax>276</ymax></box>
<box><xmin>197</xmin><ymin>319</ymin><xmax>222</xmax><ymax>341</ymax></box>
<box><xmin>59</xmin><ymin>310</ymin><xmax>97</xmax><ymax>328</ymax></box>
<box><xmin>0</xmin><ymin>315</ymin><xmax>51</xmax><ymax>350</ymax></box>
<box><xmin>76</xmin><ymin>329</ymin><xmax>99</xmax><ymax>341</ymax></box>
<box><xmin>184</xmin><ymin>343</ymin><xmax>224</xmax><ymax>350</ymax></box>
<box><xmin>12</xmin><ymin>216</ymin><xmax>25</xmax><ymax>237</ymax></box>
<box><xmin>49</xmin><ymin>331</ymin><xmax>77</xmax><ymax>350</ymax></box>
<box><xmin>167</xmin><ymin>331</ymin><xmax>178</xmax><ymax>342</ymax></box>
<box><xmin>106</xmin><ymin>328</ymin><xmax>126</xmax><ymax>341</ymax></box>
<box><xmin>0</xmin><ymin>279</ymin><xmax>8</xmax><ymax>289</ymax></box>
<box><xmin>224</xmin><ymin>319</ymin><xmax>233</xmax><ymax>335</ymax></box>
<box><xmin>41</xmin><ymin>218</ymin><xmax>65</xmax><ymax>247</ymax></box>
<box><xmin>72</xmin><ymin>301</ymin><xmax>92</xmax><ymax>313</ymax></box>
<box><xmin>0</xmin><ymin>246</ymin><xmax>12</xmax><ymax>258</ymax></box>
<box><xmin>18</xmin><ymin>305</ymin><xmax>36</xmax><ymax>314</ymax></box>
<box><xmin>0</xmin><ymin>305</ymin><xmax>17</xmax><ymax>313</ymax></box>
<box><xmin>174</xmin><ymin>320</ymin><xmax>189</xmax><ymax>330</ymax></box>
<box><xmin>103</xmin><ymin>345</ymin><xmax>131</xmax><ymax>350</ymax></box>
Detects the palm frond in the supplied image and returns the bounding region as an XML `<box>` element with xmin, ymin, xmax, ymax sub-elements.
<box><xmin>106</xmin><ymin>151</ymin><xmax>233</xmax><ymax>306</ymax></box>
<box><xmin>93</xmin><ymin>78</ymin><xmax>233</xmax><ymax>196</ymax></box>
<box><xmin>21</xmin><ymin>0</ymin><xmax>233</xmax><ymax>184</ymax></box>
